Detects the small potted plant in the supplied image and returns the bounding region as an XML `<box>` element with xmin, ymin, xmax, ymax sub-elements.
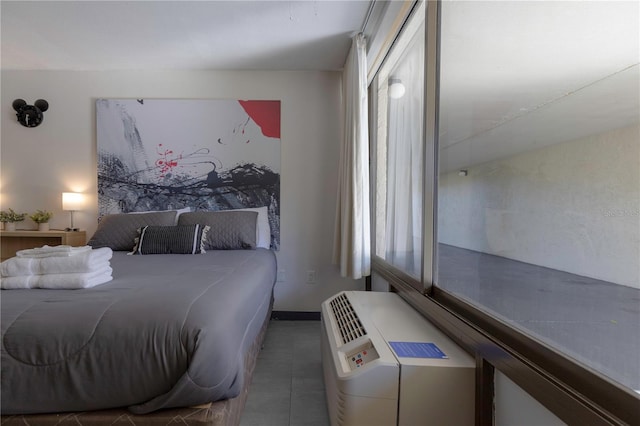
<box><xmin>29</xmin><ymin>209</ymin><xmax>53</xmax><ymax>231</ymax></box>
<box><xmin>0</xmin><ymin>208</ymin><xmax>27</xmax><ymax>231</ymax></box>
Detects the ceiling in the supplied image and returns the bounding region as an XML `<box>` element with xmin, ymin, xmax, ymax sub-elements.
<box><xmin>437</xmin><ymin>1</ymin><xmax>640</xmax><ymax>172</ymax></box>
<box><xmin>0</xmin><ymin>0</ymin><xmax>373</xmax><ymax>71</ymax></box>
<box><xmin>2</xmin><ymin>1</ymin><xmax>638</xmax><ymax>173</ymax></box>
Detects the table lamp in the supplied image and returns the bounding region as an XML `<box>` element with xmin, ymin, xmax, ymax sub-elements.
<box><xmin>62</xmin><ymin>192</ymin><xmax>84</xmax><ymax>232</ymax></box>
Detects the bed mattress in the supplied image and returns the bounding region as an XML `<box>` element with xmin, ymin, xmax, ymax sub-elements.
<box><xmin>1</xmin><ymin>249</ymin><xmax>276</xmax><ymax>415</ymax></box>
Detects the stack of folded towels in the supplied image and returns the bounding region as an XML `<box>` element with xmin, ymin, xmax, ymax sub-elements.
<box><xmin>1</xmin><ymin>245</ymin><xmax>113</xmax><ymax>290</ymax></box>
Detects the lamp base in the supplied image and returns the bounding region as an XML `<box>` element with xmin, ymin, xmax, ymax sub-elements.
<box><xmin>65</xmin><ymin>210</ymin><xmax>78</xmax><ymax>232</ymax></box>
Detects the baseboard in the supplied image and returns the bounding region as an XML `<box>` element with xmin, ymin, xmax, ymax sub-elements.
<box><xmin>271</xmin><ymin>311</ymin><xmax>321</xmax><ymax>321</ymax></box>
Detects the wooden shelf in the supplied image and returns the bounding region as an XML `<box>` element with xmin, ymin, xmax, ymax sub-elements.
<box><xmin>0</xmin><ymin>230</ymin><xmax>86</xmax><ymax>261</ymax></box>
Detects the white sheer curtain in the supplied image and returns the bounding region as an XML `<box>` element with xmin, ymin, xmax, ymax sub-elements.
<box><xmin>384</xmin><ymin>25</ymin><xmax>425</xmax><ymax>276</ymax></box>
<box><xmin>334</xmin><ymin>33</ymin><xmax>371</xmax><ymax>279</ymax></box>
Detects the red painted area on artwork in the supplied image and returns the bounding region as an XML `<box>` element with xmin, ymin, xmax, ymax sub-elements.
<box><xmin>156</xmin><ymin>144</ymin><xmax>183</xmax><ymax>177</ymax></box>
<box><xmin>238</xmin><ymin>100</ymin><xmax>281</xmax><ymax>139</ymax></box>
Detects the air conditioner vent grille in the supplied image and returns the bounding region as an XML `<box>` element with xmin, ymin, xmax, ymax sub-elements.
<box><xmin>329</xmin><ymin>293</ymin><xmax>366</xmax><ymax>344</ymax></box>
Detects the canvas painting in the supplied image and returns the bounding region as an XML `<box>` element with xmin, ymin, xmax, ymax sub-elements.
<box><xmin>96</xmin><ymin>98</ymin><xmax>281</xmax><ymax>249</ymax></box>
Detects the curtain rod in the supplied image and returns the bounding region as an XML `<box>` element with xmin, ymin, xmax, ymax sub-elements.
<box><xmin>360</xmin><ymin>0</ymin><xmax>376</xmax><ymax>34</ymax></box>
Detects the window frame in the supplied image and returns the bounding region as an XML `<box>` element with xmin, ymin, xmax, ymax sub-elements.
<box><xmin>371</xmin><ymin>2</ymin><xmax>427</xmax><ymax>285</ymax></box>
<box><xmin>369</xmin><ymin>1</ymin><xmax>640</xmax><ymax>424</ymax></box>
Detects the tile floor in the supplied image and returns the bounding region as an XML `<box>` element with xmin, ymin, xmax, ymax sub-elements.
<box><xmin>240</xmin><ymin>320</ymin><xmax>330</xmax><ymax>426</ymax></box>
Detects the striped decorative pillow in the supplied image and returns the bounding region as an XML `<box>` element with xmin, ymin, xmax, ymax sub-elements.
<box><xmin>130</xmin><ymin>224</ymin><xmax>209</xmax><ymax>255</ymax></box>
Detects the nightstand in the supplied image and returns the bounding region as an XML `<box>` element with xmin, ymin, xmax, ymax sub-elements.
<box><xmin>0</xmin><ymin>230</ymin><xmax>87</xmax><ymax>261</ymax></box>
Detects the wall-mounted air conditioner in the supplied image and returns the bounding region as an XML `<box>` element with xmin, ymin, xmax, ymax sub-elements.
<box><xmin>321</xmin><ymin>291</ymin><xmax>475</xmax><ymax>426</ymax></box>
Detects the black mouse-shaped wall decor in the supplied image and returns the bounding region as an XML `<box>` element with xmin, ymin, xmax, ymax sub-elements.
<box><xmin>12</xmin><ymin>99</ymin><xmax>49</xmax><ymax>128</ymax></box>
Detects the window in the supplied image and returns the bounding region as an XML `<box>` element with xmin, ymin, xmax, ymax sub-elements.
<box><xmin>373</xmin><ymin>3</ymin><xmax>425</xmax><ymax>280</ymax></box>
<box><xmin>436</xmin><ymin>1</ymin><xmax>639</xmax><ymax>393</ymax></box>
<box><xmin>370</xmin><ymin>0</ymin><xmax>639</xmax><ymax>422</ymax></box>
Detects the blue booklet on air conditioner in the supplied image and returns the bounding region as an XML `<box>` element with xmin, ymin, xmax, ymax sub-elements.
<box><xmin>389</xmin><ymin>341</ymin><xmax>448</xmax><ymax>359</ymax></box>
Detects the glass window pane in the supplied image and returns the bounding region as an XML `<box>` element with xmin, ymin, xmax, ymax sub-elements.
<box><xmin>437</xmin><ymin>1</ymin><xmax>639</xmax><ymax>392</ymax></box>
<box><xmin>375</xmin><ymin>11</ymin><xmax>425</xmax><ymax>279</ymax></box>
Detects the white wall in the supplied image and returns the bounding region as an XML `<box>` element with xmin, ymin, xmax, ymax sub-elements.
<box><xmin>0</xmin><ymin>70</ymin><xmax>364</xmax><ymax>310</ymax></box>
<box><xmin>438</xmin><ymin>123</ymin><xmax>640</xmax><ymax>288</ymax></box>
<box><xmin>494</xmin><ymin>371</ymin><xmax>566</xmax><ymax>426</ymax></box>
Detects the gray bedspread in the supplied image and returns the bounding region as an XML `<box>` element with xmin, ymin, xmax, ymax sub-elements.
<box><xmin>1</xmin><ymin>249</ymin><xmax>276</xmax><ymax>415</ymax></box>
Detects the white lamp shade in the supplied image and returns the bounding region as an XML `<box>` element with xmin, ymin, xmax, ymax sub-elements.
<box><xmin>62</xmin><ymin>192</ymin><xmax>84</xmax><ymax>211</ymax></box>
<box><xmin>388</xmin><ymin>78</ymin><xmax>406</xmax><ymax>99</ymax></box>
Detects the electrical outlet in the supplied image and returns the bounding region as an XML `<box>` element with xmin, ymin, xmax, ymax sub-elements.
<box><xmin>306</xmin><ymin>270</ymin><xmax>317</xmax><ymax>284</ymax></box>
<box><xmin>277</xmin><ymin>269</ymin><xmax>286</xmax><ymax>282</ymax></box>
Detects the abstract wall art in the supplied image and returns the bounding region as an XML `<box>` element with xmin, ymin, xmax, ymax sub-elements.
<box><xmin>96</xmin><ymin>99</ymin><xmax>281</xmax><ymax>249</ymax></box>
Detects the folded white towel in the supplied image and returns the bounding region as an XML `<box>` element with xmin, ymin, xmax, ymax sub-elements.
<box><xmin>1</xmin><ymin>247</ymin><xmax>113</xmax><ymax>277</ymax></box>
<box><xmin>16</xmin><ymin>245</ymin><xmax>92</xmax><ymax>258</ymax></box>
<box><xmin>1</xmin><ymin>266</ymin><xmax>113</xmax><ymax>290</ymax></box>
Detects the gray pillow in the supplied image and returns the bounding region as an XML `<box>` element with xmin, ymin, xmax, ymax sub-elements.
<box><xmin>178</xmin><ymin>211</ymin><xmax>258</xmax><ymax>249</ymax></box>
<box><xmin>88</xmin><ymin>211</ymin><xmax>177</xmax><ymax>251</ymax></box>
<box><xmin>130</xmin><ymin>224</ymin><xmax>209</xmax><ymax>255</ymax></box>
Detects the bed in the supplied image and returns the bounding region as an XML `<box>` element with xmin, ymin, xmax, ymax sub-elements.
<box><xmin>1</xmin><ymin>209</ymin><xmax>277</xmax><ymax>425</ymax></box>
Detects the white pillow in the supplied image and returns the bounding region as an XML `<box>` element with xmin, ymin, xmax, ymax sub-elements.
<box><xmin>235</xmin><ymin>206</ymin><xmax>271</xmax><ymax>249</ymax></box>
<box><xmin>129</xmin><ymin>207</ymin><xmax>191</xmax><ymax>225</ymax></box>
